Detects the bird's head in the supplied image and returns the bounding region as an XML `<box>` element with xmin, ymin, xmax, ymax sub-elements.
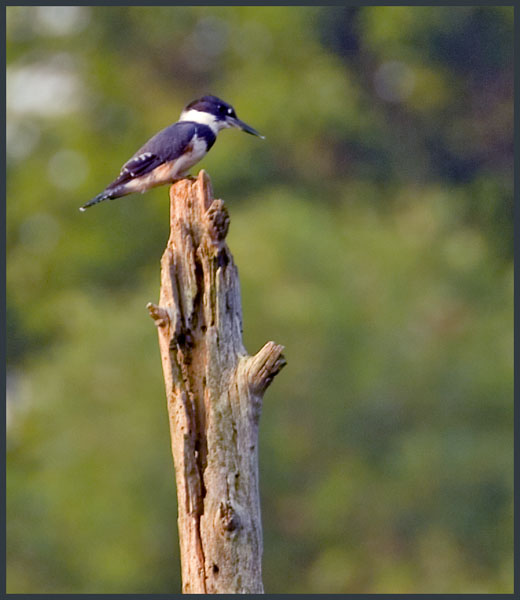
<box><xmin>179</xmin><ymin>95</ymin><xmax>264</xmax><ymax>138</ymax></box>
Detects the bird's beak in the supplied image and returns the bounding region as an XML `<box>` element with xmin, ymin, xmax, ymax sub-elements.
<box><xmin>230</xmin><ymin>117</ymin><xmax>265</xmax><ymax>139</ymax></box>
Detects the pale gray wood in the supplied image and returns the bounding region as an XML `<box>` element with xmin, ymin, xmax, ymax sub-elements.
<box><xmin>147</xmin><ymin>171</ymin><xmax>286</xmax><ymax>593</ymax></box>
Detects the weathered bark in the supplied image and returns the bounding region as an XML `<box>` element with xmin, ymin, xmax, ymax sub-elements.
<box><xmin>147</xmin><ymin>171</ymin><xmax>286</xmax><ymax>594</ymax></box>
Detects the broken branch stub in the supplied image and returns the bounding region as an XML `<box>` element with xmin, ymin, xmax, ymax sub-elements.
<box><xmin>147</xmin><ymin>170</ymin><xmax>286</xmax><ymax>593</ymax></box>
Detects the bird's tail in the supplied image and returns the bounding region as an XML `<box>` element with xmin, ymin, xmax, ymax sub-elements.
<box><xmin>79</xmin><ymin>186</ymin><xmax>124</xmax><ymax>212</ymax></box>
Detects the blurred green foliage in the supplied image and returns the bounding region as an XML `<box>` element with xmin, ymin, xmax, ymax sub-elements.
<box><xmin>6</xmin><ymin>6</ymin><xmax>513</xmax><ymax>593</ymax></box>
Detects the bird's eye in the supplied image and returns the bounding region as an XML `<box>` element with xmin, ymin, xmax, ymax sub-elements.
<box><xmin>227</xmin><ymin>107</ymin><xmax>233</xmax><ymax>115</ymax></box>
<box><xmin>218</xmin><ymin>104</ymin><xmax>227</xmax><ymax>115</ymax></box>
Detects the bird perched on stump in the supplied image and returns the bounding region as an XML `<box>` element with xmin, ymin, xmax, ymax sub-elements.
<box><xmin>80</xmin><ymin>95</ymin><xmax>264</xmax><ymax>211</ymax></box>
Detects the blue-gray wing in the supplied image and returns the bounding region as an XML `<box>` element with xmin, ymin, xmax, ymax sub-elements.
<box><xmin>111</xmin><ymin>122</ymin><xmax>197</xmax><ymax>186</ymax></box>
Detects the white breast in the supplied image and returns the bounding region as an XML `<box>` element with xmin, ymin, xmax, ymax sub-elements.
<box><xmin>171</xmin><ymin>135</ymin><xmax>208</xmax><ymax>177</ymax></box>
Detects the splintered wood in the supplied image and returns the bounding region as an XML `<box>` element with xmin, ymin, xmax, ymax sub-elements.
<box><xmin>147</xmin><ymin>171</ymin><xmax>285</xmax><ymax>594</ymax></box>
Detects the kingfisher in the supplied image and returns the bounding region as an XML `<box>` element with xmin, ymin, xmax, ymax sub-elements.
<box><xmin>80</xmin><ymin>95</ymin><xmax>264</xmax><ymax>211</ymax></box>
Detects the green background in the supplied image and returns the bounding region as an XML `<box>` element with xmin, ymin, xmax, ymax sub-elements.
<box><xmin>6</xmin><ymin>6</ymin><xmax>513</xmax><ymax>593</ymax></box>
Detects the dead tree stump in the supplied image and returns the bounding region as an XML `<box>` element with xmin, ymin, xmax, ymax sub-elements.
<box><xmin>147</xmin><ymin>171</ymin><xmax>286</xmax><ymax>593</ymax></box>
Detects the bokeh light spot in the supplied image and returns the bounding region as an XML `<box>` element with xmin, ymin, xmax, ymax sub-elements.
<box><xmin>47</xmin><ymin>149</ymin><xmax>89</xmax><ymax>191</ymax></box>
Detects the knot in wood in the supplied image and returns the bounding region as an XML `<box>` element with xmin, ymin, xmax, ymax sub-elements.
<box><xmin>217</xmin><ymin>501</ymin><xmax>241</xmax><ymax>534</ymax></box>
<box><xmin>172</xmin><ymin>328</ymin><xmax>194</xmax><ymax>351</ymax></box>
<box><xmin>146</xmin><ymin>303</ymin><xmax>170</xmax><ymax>328</ymax></box>
<box><xmin>205</xmin><ymin>199</ymin><xmax>230</xmax><ymax>243</ymax></box>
